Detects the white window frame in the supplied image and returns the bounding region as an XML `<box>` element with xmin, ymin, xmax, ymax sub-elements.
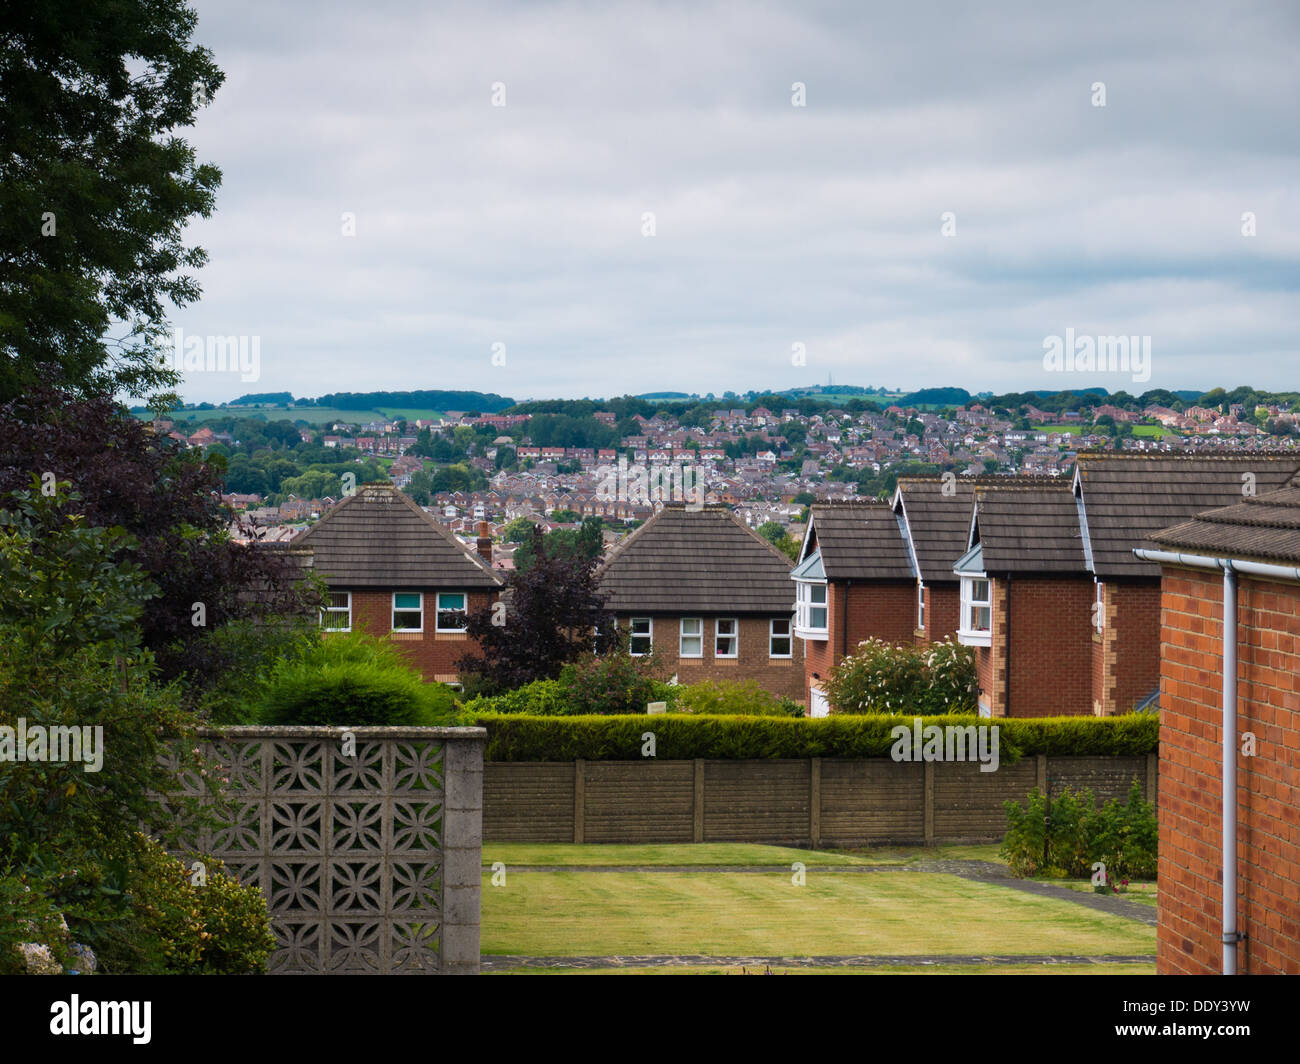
<box><xmin>680</xmin><ymin>617</ymin><xmax>703</xmax><ymax>658</ymax></box>
<box><xmin>392</xmin><ymin>591</ymin><xmax>424</xmax><ymax>632</ymax></box>
<box><xmin>1094</xmin><ymin>579</ymin><xmax>1105</xmax><ymax>634</ymax></box>
<box><xmin>322</xmin><ymin>590</ymin><xmax>352</xmax><ymax>632</ymax></box>
<box><xmin>958</xmin><ymin>575</ymin><xmax>993</xmax><ymax>647</ymax></box>
<box><xmin>769</xmin><ymin>616</ymin><xmax>792</xmax><ymax>659</ymax></box>
<box><xmin>629</xmin><ymin>617</ymin><xmax>653</xmax><ymax>656</ymax></box>
<box><xmin>917</xmin><ymin>581</ymin><xmax>925</xmax><ymax>631</ymax></box>
<box><xmin>794</xmin><ymin>579</ymin><xmax>828</xmax><ymax>640</ymax></box>
<box><xmin>715</xmin><ymin>618</ymin><xmax>738</xmax><ymax>659</ymax></box>
<box><xmin>435</xmin><ymin>591</ymin><xmax>468</xmax><ymax>632</ymax></box>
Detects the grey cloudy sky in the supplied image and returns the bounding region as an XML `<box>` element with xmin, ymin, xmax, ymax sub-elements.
<box><xmin>174</xmin><ymin>0</ymin><xmax>1300</xmax><ymax>403</ymax></box>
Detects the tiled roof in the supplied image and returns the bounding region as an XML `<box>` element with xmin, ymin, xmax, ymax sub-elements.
<box><xmin>894</xmin><ymin>475</ymin><xmax>1066</xmax><ymax>583</ymax></box>
<box><xmin>1075</xmin><ymin>452</ymin><xmax>1300</xmax><ymax>578</ymax></box>
<box><xmin>291</xmin><ymin>484</ymin><xmax>503</xmax><ymax>588</ymax></box>
<box><xmin>806</xmin><ymin>502</ymin><xmax>913</xmax><ymax>581</ymax></box>
<box><xmin>596</xmin><ymin>504</ymin><xmax>795</xmax><ymax>613</ymax></box>
<box><xmin>1145</xmin><ymin>482</ymin><xmax>1300</xmax><ymax>566</ymax></box>
<box><xmin>973</xmin><ymin>485</ymin><xmax>1086</xmax><ymax>574</ymax></box>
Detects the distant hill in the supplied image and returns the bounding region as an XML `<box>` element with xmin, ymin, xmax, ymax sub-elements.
<box><xmin>310</xmin><ymin>390</ymin><xmax>513</xmax><ymax>411</ymax></box>
<box><xmin>898</xmin><ymin>387</ymin><xmax>971</xmax><ymax>407</ymax></box>
<box><xmin>635</xmin><ymin>391</ymin><xmax>693</xmax><ymax>400</ymax></box>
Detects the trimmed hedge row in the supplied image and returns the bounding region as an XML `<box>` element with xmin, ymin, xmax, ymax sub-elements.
<box><xmin>459</xmin><ymin>712</ymin><xmax>1159</xmax><ymax>763</ymax></box>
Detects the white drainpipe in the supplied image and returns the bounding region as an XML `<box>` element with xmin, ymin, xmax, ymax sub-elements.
<box><xmin>1134</xmin><ymin>548</ymin><xmax>1300</xmax><ymax>973</ymax></box>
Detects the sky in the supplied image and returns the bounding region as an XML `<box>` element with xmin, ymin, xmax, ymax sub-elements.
<box><xmin>172</xmin><ymin>0</ymin><xmax>1300</xmax><ymax>404</ymax></box>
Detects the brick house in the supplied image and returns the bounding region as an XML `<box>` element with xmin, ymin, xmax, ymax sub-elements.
<box><xmin>892</xmin><ymin>475</ymin><xmax>1071</xmax><ymax>647</ymax></box>
<box><xmin>792</xmin><ymin>502</ymin><xmax>916</xmax><ymax>716</ymax></box>
<box><xmin>290</xmin><ymin>484</ymin><xmax>504</xmax><ymax>685</ymax></box>
<box><xmin>1074</xmin><ymin>452</ymin><xmax>1300</xmax><ymax>715</ymax></box>
<box><xmin>1137</xmin><ymin>479</ymin><xmax>1300</xmax><ymax>974</ymax></box>
<box><xmin>952</xmin><ymin>483</ymin><xmax>1094</xmax><ymax>717</ymax></box>
<box><xmin>892</xmin><ymin>477</ymin><xmax>972</xmax><ymax>643</ymax></box>
<box><xmin>596</xmin><ymin>504</ymin><xmax>803</xmax><ymax>700</ymax></box>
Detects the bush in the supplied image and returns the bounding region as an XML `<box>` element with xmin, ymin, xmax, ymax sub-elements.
<box><xmin>826</xmin><ymin>637</ymin><xmax>977</xmax><ymax>715</ymax></box>
<box><xmin>554</xmin><ymin>651</ymin><xmax>669</xmax><ymax>715</ymax></box>
<box><xmin>671</xmin><ymin>680</ymin><xmax>803</xmax><ymax>717</ymax></box>
<box><xmin>88</xmin><ymin>833</ymin><xmax>276</xmax><ymax>974</ymax></box>
<box><xmin>1001</xmin><ymin>778</ymin><xmax>1157</xmax><ymax>880</ymax></box>
<box><xmin>463</xmin><ymin>678</ymin><xmax>569</xmax><ymax>716</ymax></box>
<box><xmin>253</xmin><ymin>632</ymin><xmax>459</xmax><ymax>726</ymax></box>
<box><xmin>461</xmin><ymin>712</ymin><xmax>1158</xmax><ymax>762</ymax></box>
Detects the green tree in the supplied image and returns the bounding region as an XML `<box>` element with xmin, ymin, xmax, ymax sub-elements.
<box><xmin>500</xmin><ymin>516</ymin><xmax>537</xmax><ymax>543</ymax></box>
<box><xmin>0</xmin><ymin>1</ymin><xmax>225</xmax><ymax>404</ymax></box>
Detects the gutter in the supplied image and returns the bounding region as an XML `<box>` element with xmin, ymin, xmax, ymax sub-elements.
<box><xmin>1131</xmin><ymin>547</ymin><xmax>1300</xmax><ymax>974</ymax></box>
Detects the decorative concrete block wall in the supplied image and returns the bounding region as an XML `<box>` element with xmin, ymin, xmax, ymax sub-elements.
<box><xmin>166</xmin><ymin>727</ymin><xmax>484</xmax><ymax>975</ymax></box>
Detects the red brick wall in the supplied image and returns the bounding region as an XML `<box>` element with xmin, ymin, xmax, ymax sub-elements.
<box><xmin>923</xmin><ymin>582</ymin><xmax>962</xmax><ymax>644</ymax></box>
<box><xmin>1158</xmin><ymin>566</ymin><xmax>1300</xmax><ymax>975</ymax></box>
<box><xmin>1004</xmin><ymin>576</ymin><xmax>1094</xmax><ymax>717</ymax></box>
<box><xmin>802</xmin><ymin>581</ymin><xmax>916</xmax><ymax>704</ymax></box>
<box><xmin>618</xmin><ymin>614</ymin><xmax>804</xmax><ymax>700</ymax></box>
<box><xmin>977</xmin><ymin>576</ymin><xmax>1092</xmax><ymax>718</ymax></box>
<box><xmin>342</xmin><ymin>588</ymin><xmax>496</xmax><ymax>682</ymax></box>
<box><xmin>1106</xmin><ymin>581</ymin><xmax>1162</xmax><ymax>715</ymax></box>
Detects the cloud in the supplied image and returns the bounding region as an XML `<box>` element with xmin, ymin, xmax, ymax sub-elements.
<box><xmin>171</xmin><ymin>0</ymin><xmax>1300</xmax><ymax>402</ymax></box>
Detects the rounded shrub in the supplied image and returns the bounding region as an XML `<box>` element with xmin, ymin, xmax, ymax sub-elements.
<box><xmin>253</xmin><ymin>632</ymin><xmax>459</xmax><ymax>726</ymax></box>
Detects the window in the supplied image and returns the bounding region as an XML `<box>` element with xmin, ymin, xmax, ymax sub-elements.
<box><xmin>392</xmin><ymin>592</ymin><xmax>423</xmax><ymax>631</ymax></box>
<box><xmin>769</xmin><ymin>617</ymin><xmax>792</xmax><ymax>658</ymax></box>
<box><xmin>680</xmin><ymin>617</ymin><xmax>703</xmax><ymax>658</ymax></box>
<box><xmin>629</xmin><ymin>617</ymin><xmax>652</xmax><ymax>655</ymax></box>
<box><xmin>715</xmin><ymin>618</ymin><xmax>738</xmax><ymax>658</ymax></box>
<box><xmin>959</xmin><ymin>577</ymin><xmax>992</xmax><ymax>646</ymax></box>
<box><xmin>795</xmin><ymin>580</ymin><xmax>828</xmax><ymax>638</ymax></box>
<box><xmin>1094</xmin><ymin>581</ymin><xmax>1105</xmax><ymax>633</ymax></box>
<box><xmin>322</xmin><ymin>591</ymin><xmax>351</xmax><ymax>632</ymax></box>
<box><xmin>917</xmin><ymin>582</ymin><xmax>925</xmax><ymax>631</ymax></box>
<box><xmin>436</xmin><ymin>592</ymin><xmax>468</xmax><ymax>632</ymax></box>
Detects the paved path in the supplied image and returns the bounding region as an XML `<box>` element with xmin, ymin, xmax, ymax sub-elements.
<box><xmin>904</xmin><ymin>859</ymin><xmax>1157</xmax><ymax>925</ymax></box>
<box><xmin>481</xmin><ymin>953</ymin><xmax>1155</xmax><ymax>972</ymax></box>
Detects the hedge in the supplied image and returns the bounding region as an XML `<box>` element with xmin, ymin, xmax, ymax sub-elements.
<box><xmin>459</xmin><ymin>712</ymin><xmax>1159</xmax><ymax>763</ymax></box>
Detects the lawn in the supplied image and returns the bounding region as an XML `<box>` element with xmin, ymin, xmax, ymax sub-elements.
<box><xmin>501</xmin><ymin>962</ymin><xmax>1156</xmax><ymax>975</ymax></box>
<box><xmin>480</xmin><ymin>843</ymin><xmax>1157</xmax><ymax>967</ymax></box>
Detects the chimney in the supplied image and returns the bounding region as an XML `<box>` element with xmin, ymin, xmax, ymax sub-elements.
<box><xmin>475</xmin><ymin>521</ymin><xmax>492</xmax><ymax>564</ymax></box>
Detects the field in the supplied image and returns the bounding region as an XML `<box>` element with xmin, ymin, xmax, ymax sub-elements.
<box><xmin>480</xmin><ymin>842</ymin><xmax>1157</xmax><ymax>975</ymax></box>
<box><xmin>134</xmin><ymin>404</ymin><xmax>444</xmax><ymax>426</ymax></box>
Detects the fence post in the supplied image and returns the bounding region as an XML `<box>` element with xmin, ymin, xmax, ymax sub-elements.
<box><xmin>573</xmin><ymin>758</ymin><xmax>585</xmax><ymax>844</ymax></box>
<box><xmin>809</xmin><ymin>757</ymin><xmax>821</xmax><ymax>848</ymax></box>
<box><xmin>1037</xmin><ymin>753</ymin><xmax>1048</xmax><ymax>796</ymax></box>
<box><xmin>924</xmin><ymin>760</ymin><xmax>935</xmax><ymax>844</ymax></box>
<box><xmin>693</xmin><ymin>759</ymin><xmax>705</xmax><ymax>843</ymax></box>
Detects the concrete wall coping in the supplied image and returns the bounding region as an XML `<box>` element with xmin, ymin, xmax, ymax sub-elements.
<box><xmin>195</xmin><ymin>725</ymin><xmax>487</xmax><ymax>741</ymax></box>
